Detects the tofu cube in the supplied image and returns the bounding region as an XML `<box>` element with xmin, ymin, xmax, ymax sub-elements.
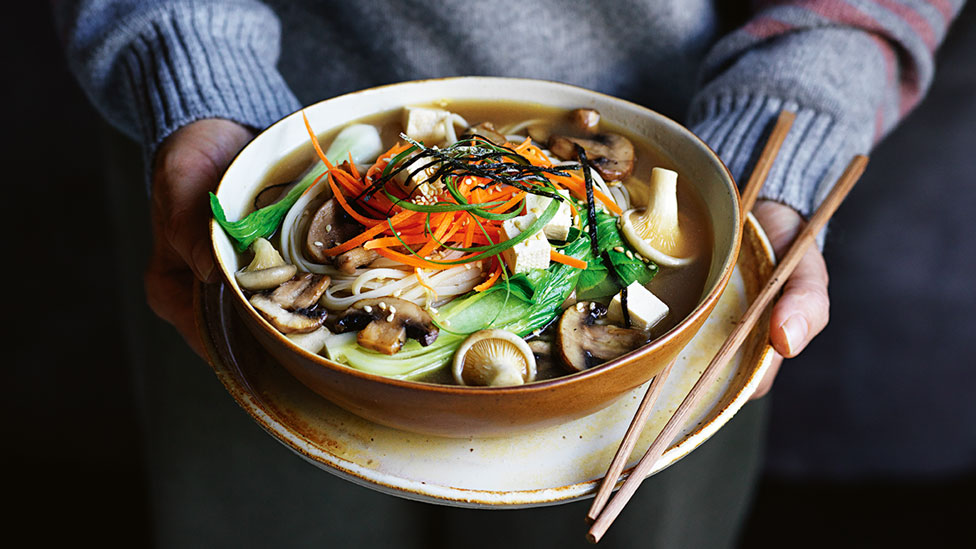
<box><xmin>524</xmin><ymin>189</ymin><xmax>572</xmax><ymax>241</ymax></box>
<box><xmin>500</xmin><ymin>213</ymin><xmax>551</xmax><ymax>274</ymax></box>
<box><xmin>393</xmin><ymin>157</ymin><xmax>444</xmax><ymax>198</ymax></box>
<box><xmin>607</xmin><ymin>281</ymin><xmax>669</xmax><ymax>331</ymax></box>
<box><xmin>402</xmin><ymin>106</ymin><xmax>451</xmax><ymax>144</ymax></box>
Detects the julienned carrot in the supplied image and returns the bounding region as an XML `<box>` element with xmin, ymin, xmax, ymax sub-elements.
<box><xmin>550</xmin><ymin>173</ymin><xmax>622</xmax><ymax>215</ymax></box>
<box><xmin>550</xmin><ymin>250</ymin><xmax>588</xmax><ymax>269</ymax></box>
<box><xmin>473</xmin><ymin>260</ymin><xmax>502</xmax><ymax>291</ymax></box>
<box><xmin>327</xmin><ymin>179</ymin><xmax>385</xmax><ymax>227</ymax></box>
<box><xmin>302</xmin><ymin>111</ymin><xmax>337</xmax><ymax>172</ymax></box>
<box><xmin>373</xmin><ymin>247</ymin><xmax>478</xmax><ymax>270</ymax></box>
<box><xmin>324</xmin><ymin>209</ymin><xmax>417</xmax><ymax>257</ymax></box>
<box><xmin>414</xmin><ymin>268</ymin><xmax>438</xmax><ymax>299</ymax></box>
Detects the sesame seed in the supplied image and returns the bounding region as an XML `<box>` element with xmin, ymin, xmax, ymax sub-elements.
<box><xmin>326</xmin><ymin>224</ymin><xmax>332</xmax><ymax>232</ymax></box>
<box><xmin>613</xmin><ymin>246</ymin><xmax>624</xmax><ymax>253</ymax></box>
<box><xmin>389</xmin><ymin>305</ymin><xmax>397</xmax><ymax>314</ymax></box>
<box><xmin>314</xmin><ymin>241</ymin><xmax>324</xmax><ymax>247</ymax></box>
<box><xmin>589</xmin><ymin>302</ymin><xmax>597</xmax><ymax>310</ymax></box>
<box><xmin>363</xmin><ymin>305</ymin><xmax>372</xmax><ymax>313</ymax></box>
<box><xmin>576</xmin><ymin>302</ymin><xmax>585</xmax><ymax>312</ymax></box>
<box><xmin>626</xmin><ymin>250</ymin><xmax>634</xmax><ymax>259</ymax></box>
<box><xmin>379</xmin><ymin>301</ymin><xmax>387</xmax><ymax>310</ymax></box>
<box><xmin>386</xmin><ymin>313</ymin><xmax>395</xmax><ymax>322</ymax></box>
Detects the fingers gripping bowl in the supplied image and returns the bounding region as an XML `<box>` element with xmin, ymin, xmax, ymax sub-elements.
<box><xmin>209</xmin><ymin>78</ymin><xmax>741</xmax><ymax>438</ymax></box>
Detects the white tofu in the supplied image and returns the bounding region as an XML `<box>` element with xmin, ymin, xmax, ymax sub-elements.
<box><xmin>500</xmin><ymin>213</ymin><xmax>551</xmax><ymax>274</ymax></box>
<box><xmin>402</xmin><ymin>106</ymin><xmax>451</xmax><ymax>144</ymax></box>
<box><xmin>393</xmin><ymin>157</ymin><xmax>444</xmax><ymax>198</ymax></box>
<box><xmin>607</xmin><ymin>281</ymin><xmax>669</xmax><ymax>331</ymax></box>
<box><xmin>524</xmin><ymin>189</ymin><xmax>572</xmax><ymax>241</ymax></box>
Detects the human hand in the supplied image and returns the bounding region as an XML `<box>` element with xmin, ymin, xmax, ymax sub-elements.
<box><xmin>749</xmin><ymin>200</ymin><xmax>830</xmax><ymax>399</ymax></box>
<box><xmin>145</xmin><ymin>119</ymin><xmax>254</xmax><ymax>357</ymax></box>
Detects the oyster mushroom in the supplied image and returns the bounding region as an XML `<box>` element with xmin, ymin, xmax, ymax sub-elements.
<box><xmin>453</xmin><ymin>330</ymin><xmax>537</xmax><ymax>387</ymax></box>
<box><xmin>619</xmin><ymin>167</ymin><xmax>698</xmax><ymax>267</ymax></box>
<box><xmin>249</xmin><ymin>272</ymin><xmax>331</xmax><ymax>334</ymax></box>
<box><xmin>236</xmin><ymin>238</ymin><xmax>297</xmax><ymax>291</ymax></box>
<box><xmin>548</xmin><ymin>132</ymin><xmax>635</xmax><ymax>182</ymax></box>
<box><xmin>334</xmin><ymin>297</ymin><xmax>438</xmax><ymax>355</ymax></box>
<box><xmin>556</xmin><ymin>302</ymin><xmax>646</xmax><ymax>372</ymax></box>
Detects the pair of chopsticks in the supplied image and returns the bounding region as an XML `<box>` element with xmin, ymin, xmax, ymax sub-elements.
<box><xmin>585</xmin><ymin>110</ymin><xmax>869</xmax><ymax>543</ymax></box>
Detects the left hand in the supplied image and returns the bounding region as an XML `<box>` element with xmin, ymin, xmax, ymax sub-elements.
<box><xmin>748</xmin><ymin>200</ymin><xmax>831</xmax><ymax>399</ymax></box>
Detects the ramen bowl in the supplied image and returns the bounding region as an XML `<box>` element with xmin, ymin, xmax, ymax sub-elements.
<box><xmin>208</xmin><ymin>77</ymin><xmax>741</xmax><ymax>438</ymax></box>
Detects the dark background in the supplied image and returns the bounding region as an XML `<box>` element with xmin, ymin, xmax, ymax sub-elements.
<box><xmin>7</xmin><ymin>4</ymin><xmax>974</xmax><ymax>547</ymax></box>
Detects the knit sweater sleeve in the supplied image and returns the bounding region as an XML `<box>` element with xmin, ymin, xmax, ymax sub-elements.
<box><xmin>687</xmin><ymin>0</ymin><xmax>965</xmax><ymax>218</ymax></box>
<box><xmin>52</xmin><ymin>0</ymin><xmax>300</xmax><ymax>153</ymax></box>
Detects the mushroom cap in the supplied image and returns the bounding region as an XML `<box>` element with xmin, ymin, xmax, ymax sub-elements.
<box><xmin>619</xmin><ymin>167</ymin><xmax>697</xmax><ymax>267</ymax></box>
<box><xmin>335</xmin><ymin>297</ymin><xmax>439</xmax><ymax>355</ymax></box>
<box><xmin>556</xmin><ymin>302</ymin><xmax>646</xmax><ymax>372</ymax></box>
<box><xmin>548</xmin><ymin>132</ymin><xmax>635</xmax><ymax>182</ymax></box>
<box><xmin>453</xmin><ymin>330</ymin><xmax>537</xmax><ymax>387</ymax></box>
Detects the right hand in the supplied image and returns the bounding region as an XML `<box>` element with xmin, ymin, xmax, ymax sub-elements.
<box><xmin>145</xmin><ymin>119</ymin><xmax>254</xmax><ymax>357</ymax></box>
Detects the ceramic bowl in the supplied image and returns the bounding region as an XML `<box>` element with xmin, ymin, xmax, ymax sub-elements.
<box><xmin>209</xmin><ymin>77</ymin><xmax>741</xmax><ymax>438</ymax></box>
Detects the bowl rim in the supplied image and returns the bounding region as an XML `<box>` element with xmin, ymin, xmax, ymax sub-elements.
<box><xmin>209</xmin><ymin>76</ymin><xmax>742</xmax><ymax>396</ymax></box>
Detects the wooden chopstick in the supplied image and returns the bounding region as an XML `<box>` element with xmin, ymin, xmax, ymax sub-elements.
<box><xmin>585</xmin><ymin>109</ymin><xmax>796</xmax><ymax>525</ymax></box>
<box><xmin>587</xmin><ymin>154</ymin><xmax>869</xmax><ymax>543</ymax></box>
<box><xmin>740</xmin><ymin>110</ymin><xmax>796</xmax><ymax>214</ymax></box>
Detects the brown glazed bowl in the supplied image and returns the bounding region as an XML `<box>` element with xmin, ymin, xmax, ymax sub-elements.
<box><xmin>209</xmin><ymin>77</ymin><xmax>741</xmax><ymax>438</ymax></box>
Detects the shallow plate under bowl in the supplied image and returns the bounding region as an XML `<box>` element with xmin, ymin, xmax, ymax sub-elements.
<box><xmin>196</xmin><ymin>214</ymin><xmax>774</xmax><ymax>508</ymax></box>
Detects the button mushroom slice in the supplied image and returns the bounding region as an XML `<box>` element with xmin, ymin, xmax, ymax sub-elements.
<box><xmin>270</xmin><ymin>272</ymin><xmax>331</xmax><ymax>310</ymax></box>
<box><xmin>336</xmin><ymin>246</ymin><xmax>380</xmax><ymax>274</ymax></box>
<box><xmin>453</xmin><ymin>329</ymin><xmax>537</xmax><ymax>387</ymax></box>
<box><xmin>556</xmin><ymin>302</ymin><xmax>646</xmax><ymax>372</ymax></box>
<box><xmin>548</xmin><ymin>132</ymin><xmax>635</xmax><ymax>182</ymax></box>
<box><xmin>334</xmin><ymin>297</ymin><xmax>439</xmax><ymax>355</ymax></box>
<box><xmin>619</xmin><ymin>167</ymin><xmax>699</xmax><ymax>267</ymax></box>
<box><xmin>236</xmin><ymin>238</ymin><xmax>298</xmax><ymax>291</ymax></box>
<box><xmin>305</xmin><ymin>198</ymin><xmax>365</xmax><ymax>263</ymax></box>
<box><xmin>568</xmin><ymin>108</ymin><xmax>600</xmax><ymax>134</ymax></box>
<box><xmin>250</xmin><ymin>293</ymin><xmax>327</xmax><ymax>334</ymax></box>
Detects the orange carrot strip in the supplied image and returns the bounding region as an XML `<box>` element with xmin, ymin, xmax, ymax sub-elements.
<box><xmin>550</xmin><ymin>250</ymin><xmax>588</xmax><ymax>269</ymax></box>
<box><xmin>327</xmin><ymin>179</ymin><xmax>382</xmax><ymax>227</ymax></box>
<box><xmin>473</xmin><ymin>262</ymin><xmax>502</xmax><ymax>292</ymax></box>
<box><xmin>324</xmin><ymin>209</ymin><xmax>417</xmax><ymax>256</ymax></box>
<box><xmin>373</xmin><ymin>248</ymin><xmax>464</xmax><ymax>270</ymax></box>
<box><xmin>414</xmin><ymin>268</ymin><xmax>438</xmax><ymax>299</ymax></box>
<box><xmin>302</xmin><ymin>111</ymin><xmax>337</xmax><ymax>172</ymax></box>
<box><xmin>346</xmin><ymin>152</ymin><xmax>360</xmax><ymax>179</ymax></box>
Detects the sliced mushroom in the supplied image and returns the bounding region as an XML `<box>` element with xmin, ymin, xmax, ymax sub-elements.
<box><xmin>619</xmin><ymin>167</ymin><xmax>698</xmax><ymax>267</ymax></box>
<box><xmin>250</xmin><ymin>294</ymin><xmax>326</xmax><ymax>334</ymax></box>
<box><xmin>453</xmin><ymin>329</ymin><xmax>537</xmax><ymax>387</ymax></box>
<box><xmin>236</xmin><ymin>238</ymin><xmax>298</xmax><ymax>291</ymax></box>
<box><xmin>305</xmin><ymin>198</ymin><xmax>366</xmax><ymax>264</ymax></box>
<box><xmin>270</xmin><ymin>272</ymin><xmax>331</xmax><ymax>310</ymax></box>
<box><xmin>336</xmin><ymin>247</ymin><xmax>380</xmax><ymax>274</ymax></box>
<box><xmin>556</xmin><ymin>302</ymin><xmax>646</xmax><ymax>372</ymax></box>
<box><xmin>464</xmin><ymin>121</ymin><xmax>507</xmax><ymax>145</ymax></box>
<box><xmin>334</xmin><ymin>297</ymin><xmax>438</xmax><ymax>355</ymax></box>
<box><xmin>548</xmin><ymin>132</ymin><xmax>635</xmax><ymax>182</ymax></box>
<box><xmin>568</xmin><ymin>108</ymin><xmax>600</xmax><ymax>134</ymax></box>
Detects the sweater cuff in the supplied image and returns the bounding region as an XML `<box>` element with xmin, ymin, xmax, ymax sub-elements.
<box><xmin>688</xmin><ymin>93</ymin><xmax>850</xmax><ymax>221</ymax></box>
<box><xmin>118</xmin><ymin>4</ymin><xmax>300</xmax><ymax>154</ymax></box>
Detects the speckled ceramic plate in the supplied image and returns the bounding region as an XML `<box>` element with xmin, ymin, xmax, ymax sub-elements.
<box><xmin>197</xmin><ymin>214</ymin><xmax>775</xmax><ymax>508</ymax></box>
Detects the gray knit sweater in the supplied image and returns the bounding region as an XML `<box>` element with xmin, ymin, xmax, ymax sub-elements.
<box><xmin>54</xmin><ymin>0</ymin><xmax>963</xmax><ymax>218</ymax></box>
